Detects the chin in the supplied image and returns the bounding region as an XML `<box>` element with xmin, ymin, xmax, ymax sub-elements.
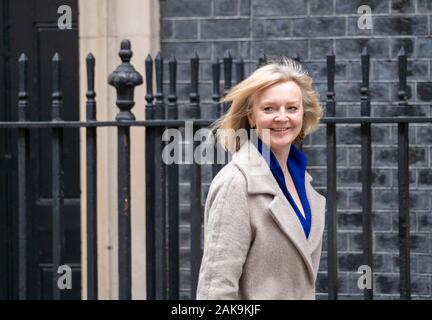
<box><xmin>269</xmin><ymin>136</ymin><xmax>294</xmax><ymax>149</ymax></box>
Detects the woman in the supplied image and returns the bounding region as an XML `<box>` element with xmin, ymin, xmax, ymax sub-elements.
<box><xmin>196</xmin><ymin>57</ymin><xmax>326</xmax><ymax>300</ymax></box>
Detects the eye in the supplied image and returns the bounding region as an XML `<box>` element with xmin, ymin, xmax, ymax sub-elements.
<box><xmin>286</xmin><ymin>106</ymin><xmax>298</xmax><ymax>112</ymax></box>
<box><xmin>263</xmin><ymin>106</ymin><xmax>273</xmax><ymax>112</ymax></box>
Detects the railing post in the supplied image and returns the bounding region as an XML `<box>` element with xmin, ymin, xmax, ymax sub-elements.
<box><xmin>51</xmin><ymin>53</ymin><xmax>64</xmax><ymax>300</ymax></box>
<box><xmin>17</xmin><ymin>53</ymin><xmax>29</xmax><ymax>300</ymax></box>
<box><xmin>235</xmin><ymin>56</ymin><xmax>244</xmax><ymax>84</ymax></box>
<box><xmin>326</xmin><ymin>50</ymin><xmax>338</xmax><ymax>300</ymax></box>
<box><xmin>211</xmin><ymin>58</ymin><xmax>223</xmax><ymax>177</ymax></box>
<box><xmin>360</xmin><ymin>46</ymin><xmax>373</xmax><ymax>300</ymax></box>
<box><xmin>167</xmin><ymin>55</ymin><xmax>180</xmax><ymax>300</ymax></box>
<box><xmin>154</xmin><ymin>51</ymin><xmax>167</xmax><ymax>299</ymax></box>
<box><xmin>85</xmin><ymin>53</ymin><xmax>98</xmax><ymax>300</ymax></box>
<box><xmin>145</xmin><ymin>54</ymin><xmax>156</xmax><ymax>300</ymax></box>
<box><xmin>397</xmin><ymin>46</ymin><xmax>411</xmax><ymax>300</ymax></box>
<box><xmin>212</xmin><ymin>58</ymin><xmax>221</xmax><ymax>118</ymax></box>
<box><xmin>223</xmin><ymin>50</ymin><xmax>232</xmax><ymax>114</ymax></box>
<box><xmin>219</xmin><ymin>51</ymin><xmax>233</xmax><ymax>168</ymax></box>
<box><xmin>190</xmin><ymin>52</ymin><xmax>202</xmax><ymax>299</ymax></box>
<box><xmin>108</xmin><ymin>39</ymin><xmax>143</xmax><ymax>300</ymax></box>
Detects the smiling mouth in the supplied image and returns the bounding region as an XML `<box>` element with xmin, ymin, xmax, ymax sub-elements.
<box><xmin>270</xmin><ymin>127</ymin><xmax>291</xmax><ymax>132</ymax></box>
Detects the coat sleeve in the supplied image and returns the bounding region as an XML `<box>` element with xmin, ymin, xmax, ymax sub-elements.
<box><xmin>196</xmin><ymin>168</ymin><xmax>253</xmax><ymax>299</ymax></box>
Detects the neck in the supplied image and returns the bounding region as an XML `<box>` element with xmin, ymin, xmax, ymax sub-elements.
<box><xmin>271</xmin><ymin>144</ymin><xmax>291</xmax><ymax>173</ymax></box>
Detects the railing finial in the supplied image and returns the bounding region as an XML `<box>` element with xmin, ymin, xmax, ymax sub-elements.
<box><xmin>119</xmin><ymin>39</ymin><xmax>132</xmax><ymax>63</ymax></box>
<box><xmin>18</xmin><ymin>53</ymin><xmax>29</xmax><ymax>121</ymax></box>
<box><xmin>292</xmin><ymin>51</ymin><xmax>301</xmax><ymax>62</ymax></box>
<box><xmin>257</xmin><ymin>49</ymin><xmax>267</xmax><ymax>68</ymax></box>
<box><xmin>108</xmin><ymin>39</ymin><xmax>143</xmax><ymax>121</ymax></box>
<box><xmin>51</xmin><ymin>52</ymin><xmax>63</xmax><ymax>121</ymax></box>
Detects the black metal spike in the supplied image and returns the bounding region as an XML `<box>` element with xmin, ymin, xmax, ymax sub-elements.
<box><xmin>86</xmin><ymin>53</ymin><xmax>95</xmax><ymax>95</ymax></box>
<box><xmin>51</xmin><ymin>53</ymin><xmax>63</xmax><ymax>121</ymax></box>
<box><xmin>168</xmin><ymin>55</ymin><xmax>178</xmax><ymax>120</ymax></box>
<box><xmin>145</xmin><ymin>54</ymin><xmax>154</xmax><ymax>120</ymax></box>
<box><xmin>190</xmin><ymin>52</ymin><xmax>199</xmax><ymax>97</ymax></box>
<box><xmin>257</xmin><ymin>50</ymin><xmax>267</xmax><ymax>68</ymax></box>
<box><xmin>18</xmin><ymin>53</ymin><xmax>29</xmax><ymax>121</ymax></box>
<box><xmin>155</xmin><ymin>52</ymin><xmax>164</xmax><ymax>120</ymax></box>
<box><xmin>86</xmin><ymin>53</ymin><xmax>96</xmax><ymax>121</ymax></box>
<box><xmin>292</xmin><ymin>52</ymin><xmax>301</xmax><ymax>62</ymax></box>
<box><xmin>235</xmin><ymin>56</ymin><xmax>244</xmax><ymax>83</ymax></box>
<box><xmin>223</xmin><ymin>51</ymin><xmax>232</xmax><ymax>94</ymax></box>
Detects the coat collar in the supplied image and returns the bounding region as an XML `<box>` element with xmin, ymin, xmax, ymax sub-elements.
<box><xmin>232</xmin><ymin>140</ymin><xmax>326</xmax><ymax>282</ymax></box>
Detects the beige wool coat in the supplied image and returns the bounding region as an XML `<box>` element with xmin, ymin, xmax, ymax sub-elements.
<box><xmin>196</xmin><ymin>140</ymin><xmax>326</xmax><ymax>300</ymax></box>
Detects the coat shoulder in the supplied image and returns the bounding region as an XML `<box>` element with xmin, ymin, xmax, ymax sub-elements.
<box><xmin>210</xmin><ymin>161</ymin><xmax>247</xmax><ymax>190</ymax></box>
<box><xmin>206</xmin><ymin>161</ymin><xmax>248</xmax><ymax>206</ymax></box>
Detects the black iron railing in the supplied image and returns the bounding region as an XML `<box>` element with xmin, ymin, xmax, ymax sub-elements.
<box><xmin>0</xmin><ymin>39</ymin><xmax>431</xmax><ymax>300</ymax></box>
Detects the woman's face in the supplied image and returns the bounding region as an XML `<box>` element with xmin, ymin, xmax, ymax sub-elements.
<box><xmin>248</xmin><ymin>80</ymin><xmax>304</xmax><ymax>153</ymax></box>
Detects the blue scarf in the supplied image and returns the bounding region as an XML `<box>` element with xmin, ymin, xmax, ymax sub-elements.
<box><xmin>256</xmin><ymin>138</ymin><xmax>312</xmax><ymax>238</ymax></box>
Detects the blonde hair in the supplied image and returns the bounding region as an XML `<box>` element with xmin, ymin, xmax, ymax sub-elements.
<box><xmin>211</xmin><ymin>56</ymin><xmax>323</xmax><ymax>152</ymax></box>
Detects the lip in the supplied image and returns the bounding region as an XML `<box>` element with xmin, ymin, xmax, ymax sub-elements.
<box><xmin>270</xmin><ymin>127</ymin><xmax>291</xmax><ymax>132</ymax></box>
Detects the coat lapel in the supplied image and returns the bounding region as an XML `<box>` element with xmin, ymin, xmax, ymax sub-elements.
<box><xmin>233</xmin><ymin>141</ymin><xmax>325</xmax><ymax>282</ymax></box>
<box><xmin>305</xmin><ymin>172</ymin><xmax>326</xmax><ymax>252</ymax></box>
<box><xmin>267</xmin><ymin>193</ymin><xmax>315</xmax><ymax>281</ymax></box>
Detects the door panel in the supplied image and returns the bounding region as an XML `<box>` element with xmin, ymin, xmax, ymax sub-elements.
<box><xmin>0</xmin><ymin>0</ymin><xmax>80</xmax><ymax>299</ymax></box>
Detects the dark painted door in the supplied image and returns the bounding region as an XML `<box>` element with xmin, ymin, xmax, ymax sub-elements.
<box><xmin>0</xmin><ymin>0</ymin><xmax>80</xmax><ymax>299</ymax></box>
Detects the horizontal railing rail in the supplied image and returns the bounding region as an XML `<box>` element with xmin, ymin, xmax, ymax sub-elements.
<box><xmin>2</xmin><ymin>39</ymin><xmax>430</xmax><ymax>300</ymax></box>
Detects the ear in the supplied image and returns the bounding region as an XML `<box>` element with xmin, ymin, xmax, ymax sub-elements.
<box><xmin>247</xmin><ymin>109</ymin><xmax>255</xmax><ymax>128</ymax></box>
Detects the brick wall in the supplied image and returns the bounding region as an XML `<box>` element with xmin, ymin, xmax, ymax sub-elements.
<box><xmin>160</xmin><ymin>0</ymin><xmax>432</xmax><ymax>299</ymax></box>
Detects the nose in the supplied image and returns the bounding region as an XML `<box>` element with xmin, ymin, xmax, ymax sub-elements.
<box><xmin>274</xmin><ymin>108</ymin><xmax>289</xmax><ymax>121</ymax></box>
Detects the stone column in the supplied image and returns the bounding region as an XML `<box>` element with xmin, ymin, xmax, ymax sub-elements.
<box><xmin>79</xmin><ymin>0</ymin><xmax>160</xmax><ymax>299</ymax></box>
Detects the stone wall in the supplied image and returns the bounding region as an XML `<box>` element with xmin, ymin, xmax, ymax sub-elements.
<box><xmin>160</xmin><ymin>0</ymin><xmax>432</xmax><ymax>299</ymax></box>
